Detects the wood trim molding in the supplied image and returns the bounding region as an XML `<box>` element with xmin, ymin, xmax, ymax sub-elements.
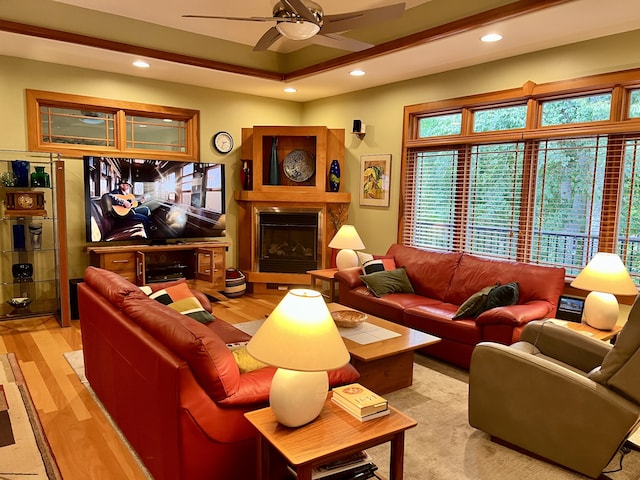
<box><xmin>0</xmin><ymin>0</ymin><xmax>574</xmax><ymax>84</ymax></box>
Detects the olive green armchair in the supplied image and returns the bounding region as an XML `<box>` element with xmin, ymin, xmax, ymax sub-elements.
<box><xmin>468</xmin><ymin>298</ymin><xmax>640</xmax><ymax>478</ymax></box>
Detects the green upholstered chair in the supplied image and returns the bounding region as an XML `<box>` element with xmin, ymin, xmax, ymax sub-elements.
<box><xmin>468</xmin><ymin>297</ymin><xmax>640</xmax><ymax>478</ymax></box>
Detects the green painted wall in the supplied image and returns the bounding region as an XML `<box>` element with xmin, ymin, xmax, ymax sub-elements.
<box><xmin>2</xmin><ymin>28</ymin><xmax>640</xmax><ymax>276</ymax></box>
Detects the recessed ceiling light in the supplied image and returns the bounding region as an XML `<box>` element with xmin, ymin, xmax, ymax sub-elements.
<box><xmin>481</xmin><ymin>33</ymin><xmax>503</xmax><ymax>43</ymax></box>
<box><xmin>133</xmin><ymin>60</ymin><xmax>150</xmax><ymax>68</ymax></box>
<box><xmin>350</xmin><ymin>69</ymin><xmax>366</xmax><ymax>77</ymax></box>
<box><xmin>284</xmin><ymin>87</ymin><xmax>297</xmax><ymax>93</ymax></box>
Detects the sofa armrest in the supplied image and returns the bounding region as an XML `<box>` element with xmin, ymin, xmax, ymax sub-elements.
<box><xmin>191</xmin><ymin>289</ymin><xmax>212</xmax><ymax>312</ymax></box>
<box><xmin>334</xmin><ymin>267</ymin><xmax>364</xmax><ymax>288</ymax></box>
<box><xmin>475</xmin><ymin>301</ymin><xmax>552</xmax><ymax>327</ymax></box>
<box><xmin>218</xmin><ymin>368</ymin><xmax>277</xmax><ymax>406</ymax></box>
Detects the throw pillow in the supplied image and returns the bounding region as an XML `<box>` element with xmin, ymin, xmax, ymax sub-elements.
<box><xmin>145</xmin><ymin>282</ymin><xmax>214</xmax><ymax>324</ymax></box>
<box><xmin>362</xmin><ymin>259</ymin><xmax>385</xmax><ymax>274</ymax></box>
<box><xmin>357</xmin><ymin>251</ymin><xmax>374</xmax><ymax>265</ymax></box>
<box><xmin>453</xmin><ymin>285</ymin><xmax>496</xmax><ymax>319</ymax></box>
<box><xmin>359</xmin><ymin>267</ymin><xmax>415</xmax><ymax>298</ymax></box>
<box><xmin>229</xmin><ymin>345</ymin><xmax>268</xmax><ymax>373</ymax></box>
<box><xmin>482</xmin><ymin>281</ymin><xmax>520</xmax><ymax>312</ymax></box>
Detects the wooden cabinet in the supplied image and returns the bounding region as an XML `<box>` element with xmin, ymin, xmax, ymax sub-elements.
<box><xmin>87</xmin><ymin>242</ymin><xmax>229</xmax><ymax>296</ymax></box>
<box><xmin>234</xmin><ymin>126</ymin><xmax>351</xmax><ymax>288</ymax></box>
<box><xmin>0</xmin><ymin>151</ymin><xmax>70</xmax><ymax>326</ymax></box>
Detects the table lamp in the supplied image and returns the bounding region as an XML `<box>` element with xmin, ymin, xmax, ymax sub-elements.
<box><xmin>570</xmin><ymin>252</ymin><xmax>638</xmax><ymax>330</ymax></box>
<box><xmin>328</xmin><ymin>225</ymin><xmax>365</xmax><ymax>270</ymax></box>
<box><xmin>246</xmin><ymin>289</ymin><xmax>350</xmax><ymax>427</ymax></box>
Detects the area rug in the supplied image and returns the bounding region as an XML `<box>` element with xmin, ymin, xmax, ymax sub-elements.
<box><xmin>0</xmin><ymin>353</ymin><xmax>62</xmax><ymax>480</ymax></box>
<box><xmin>65</xmin><ymin>350</ymin><xmax>640</xmax><ymax>480</ymax></box>
<box><xmin>367</xmin><ymin>354</ymin><xmax>640</xmax><ymax>480</ymax></box>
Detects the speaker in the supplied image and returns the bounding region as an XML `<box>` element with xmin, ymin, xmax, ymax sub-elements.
<box><xmin>352</xmin><ymin>119</ymin><xmax>362</xmax><ymax>133</ymax></box>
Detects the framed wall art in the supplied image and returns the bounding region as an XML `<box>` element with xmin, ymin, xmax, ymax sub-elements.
<box><xmin>360</xmin><ymin>154</ymin><xmax>391</xmax><ymax>207</ymax></box>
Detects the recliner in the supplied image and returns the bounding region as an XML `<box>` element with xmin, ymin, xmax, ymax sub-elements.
<box><xmin>468</xmin><ymin>297</ymin><xmax>640</xmax><ymax>478</ymax></box>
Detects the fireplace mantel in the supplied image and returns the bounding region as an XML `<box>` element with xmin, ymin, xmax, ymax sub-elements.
<box><xmin>235</xmin><ymin>126</ymin><xmax>350</xmax><ymax>289</ymax></box>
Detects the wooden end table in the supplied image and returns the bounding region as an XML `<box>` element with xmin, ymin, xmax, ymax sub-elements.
<box><xmin>307</xmin><ymin>268</ymin><xmax>339</xmax><ymax>302</ymax></box>
<box><xmin>245</xmin><ymin>395</ymin><xmax>417</xmax><ymax>480</ymax></box>
<box><xmin>549</xmin><ymin>318</ymin><xmax>622</xmax><ymax>342</ymax></box>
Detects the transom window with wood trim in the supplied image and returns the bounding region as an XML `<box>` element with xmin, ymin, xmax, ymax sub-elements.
<box><xmin>26</xmin><ymin>90</ymin><xmax>200</xmax><ymax>161</ymax></box>
<box><xmin>402</xmin><ymin>71</ymin><xmax>640</xmax><ymax>281</ymax></box>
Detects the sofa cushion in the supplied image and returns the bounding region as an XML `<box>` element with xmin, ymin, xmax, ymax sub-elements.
<box><xmin>454</xmin><ymin>285</ymin><xmax>496</xmax><ymax>319</ymax></box>
<box><xmin>386</xmin><ymin>244</ymin><xmax>462</xmax><ymax>300</ymax></box>
<box><xmin>229</xmin><ymin>345</ymin><xmax>268</xmax><ymax>373</ymax></box>
<box><xmin>141</xmin><ymin>281</ymin><xmax>214</xmax><ymax>324</ymax></box>
<box><xmin>360</xmin><ymin>267</ymin><xmax>415</xmax><ymax>297</ymax></box>
<box><xmin>589</xmin><ymin>296</ymin><xmax>640</xmax><ymax>388</ymax></box>
<box><xmin>358</xmin><ymin>252</ymin><xmax>397</xmax><ymax>273</ymax></box>
<box><xmin>122</xmin><ymin>296</ymin><xmax>240</xmax><ymax>401</ymax></box>
<box><xmin>362</xmin><ymin>259</ymin><xmax>385</xmax><ymax>274</ymax></box>
<box><xmin>482</xmin><ymin>282</ymin><xmax>520</xmax><ymax>312</ymax></box>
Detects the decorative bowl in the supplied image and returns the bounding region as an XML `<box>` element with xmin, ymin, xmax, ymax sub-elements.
<box><xmin>7</xmin><ymin>297</ymin><xmax>32</xmax><ymax>308</ymax></box>
<box><xmin>283</xmin><ymin>150</ymin><xmax>315</xmax><ymax>182</ymax></box>
<box><xmin>331</xmin><ymin>310</ymin><xmax>367</xmax><ymax>328</ymax></box>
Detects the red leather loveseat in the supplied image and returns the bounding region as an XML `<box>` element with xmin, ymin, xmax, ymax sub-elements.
<box><xmin>335</xmin><ymin>244</ymin><xmax>565</xmax><ymax>369</ymax></box>
<box><xmin>78</xmin><ymin>267</ymin><xmax>359</xmax><ymax>480</ymax></box>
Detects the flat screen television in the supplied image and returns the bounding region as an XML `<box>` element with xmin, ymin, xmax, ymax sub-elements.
<box><xmin>84</xmin><ymin>156</ymin><xmax>225</xmax><ymax>243</ymax></box>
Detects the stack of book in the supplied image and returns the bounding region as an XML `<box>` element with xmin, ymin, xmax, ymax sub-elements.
<box><xmin>331</xmin><ymin>383</ymin><xmax>389</xmax><ymax>422</ymax></box>
<box><xmin>288</xmin><ymin>451</ymin><xmax>378</xmax><ymax>479</ymax></box>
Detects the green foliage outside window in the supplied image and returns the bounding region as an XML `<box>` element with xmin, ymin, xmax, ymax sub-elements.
<box><xmin>418</xmin><ymin>113</ymin><xmax>461</xmax><ymax>137</ymax></box>
<box><xmin>541</xmin><ymin>94</ymin><xmax>611</xmax><ymax>126</ymax></box>
<box><xmin>473</xmin><ymin>105</ymin><xmax>527</xmax><ymax>132</ymax></box>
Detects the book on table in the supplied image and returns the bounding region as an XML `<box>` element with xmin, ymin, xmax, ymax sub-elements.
<box><xmin>331</xmin><ymin>396</ymin><xmax>391</xmax><ymax>422</ymax></box>
<box><xmin>287</xmin><ymin>450</ymin><xmax>378</xmax><ymax>479</ymax></box>
<box><xmin>331</xmin><ymin>383</ymin><xmax>388</xmax><ymax>416</ymax></box>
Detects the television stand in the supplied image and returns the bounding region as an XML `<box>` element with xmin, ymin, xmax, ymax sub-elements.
<box><xmin>86</xmin><ymin>241</ymin><xmax>230</xmax><ymax>296</ymax></box>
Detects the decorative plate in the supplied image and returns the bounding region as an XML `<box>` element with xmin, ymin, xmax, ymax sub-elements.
<box><xmin>7</xmin><ymin>297</ymin><xmax>31</xmax><ymax>308</ymax></box>
<box><xmin>331</xmin><ymin>310</ymin><xmax>367</xmax><ymax>328</ymax></box>
<box><xmin>283</xmin><ymin>150</ymin><xmax>315</xmax><ymax>182</ymax></box>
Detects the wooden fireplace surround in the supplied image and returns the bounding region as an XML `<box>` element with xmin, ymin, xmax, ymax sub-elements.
<box><xmin>234</xmin><ymin>126</ymin><xmax>350</xmax><ymax>288</ymax></box>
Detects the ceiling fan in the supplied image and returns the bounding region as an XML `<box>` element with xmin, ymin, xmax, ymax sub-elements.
<box><xmin>183</xmin><ymin>0</ymin><xmax>406</xmax><ymax>52</ymax></box>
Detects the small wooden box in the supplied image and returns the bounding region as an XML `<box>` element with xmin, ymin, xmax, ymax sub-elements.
<box><xmin>4</xmin><ymin>191</ymin><xmax>47</xmax><ymax>217</ymax></box>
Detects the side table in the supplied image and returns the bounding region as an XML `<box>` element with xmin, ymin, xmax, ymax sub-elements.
<box><xmin>307</xmin><ymin>268</ymin><xmax>339</xmax><ymax>302</ymax></box>
<box><xmin>548</xmin><ymin>318</ymin><xmax>622</xmax><ymax>342</ymax></box>
<box><xmin>245</xmin><ymin>395</ymin><xmax>417</xmax><ymax>480</ymax></box>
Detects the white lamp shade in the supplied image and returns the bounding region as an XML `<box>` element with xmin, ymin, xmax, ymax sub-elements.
<box><xmin>247</xmin><ymin>289</ymin><xmax>349</xmax><ymax>371</ymax></box>
<box><xmin>328</xmin><ymin>225</ymin><xmax>365</xmax><ymax>250</ymax></box>
<box><xmin>570</xmin><ymin>253</ymin><xmax>637</xmax><ymax>295</ymax></box>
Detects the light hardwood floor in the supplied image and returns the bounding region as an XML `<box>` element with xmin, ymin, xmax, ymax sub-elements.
<box><xmin>0</xmin><ymin>292</ymin><xmax>286</xmax><ymax>480</ymax></box>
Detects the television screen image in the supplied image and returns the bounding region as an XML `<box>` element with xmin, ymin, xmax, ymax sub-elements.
<box><xmin>84</xmin><ymin>156</ymin><xmax>226</xmax><ymax>243</ymax></box>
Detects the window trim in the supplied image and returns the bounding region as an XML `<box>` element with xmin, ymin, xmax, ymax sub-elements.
<box><xmin>401</xmin><ymin>67</ymin><xmax>640</xmax><ymax>277</ymax></box>
<box><xmin>26</xmin><ymin>89</ymin><xmax>200</xmax><ymax>161</ymax></box>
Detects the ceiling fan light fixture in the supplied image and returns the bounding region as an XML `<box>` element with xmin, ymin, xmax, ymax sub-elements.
<box><xmin>276</xmin><ymin>21</ymin><xmax>320</xmax><ymax>40</ymax></box>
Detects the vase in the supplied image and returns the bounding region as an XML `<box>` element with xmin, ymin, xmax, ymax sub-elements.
<box><xmin>241</xmin><ymin>161</ymin><xmax>253</xmax><ymax>190</ymax></box>
<box><xmin>29</xmin><ymin>222</ymin><xmax>43</xmax><ymax>249</ymax></box>
<box><xmin>269</xmin><ymin>137</ymin><xmax>280</xmax><ymax>185</ymax></box>
<box><xmin>12</xmin><ymin>262</ymin><xmax>33</xmax><ymax>279</ymax></box>
<box><xmin>12</xmin><ymin>224</ymin><xmax>25</xmax><ymax>250</ymax></box>
<box><xmin>329</xmin><ymin>159</ymin><xmax>341</xmax><ymax>192</ymax></box>
<box><xmin>11</xmin><ymin>160</ymin><xmax>30</xmax><ymax>187</ymax></box>
<box><xmin>31</xmin><ymin>166</ymin><xmax>50</xmax><ymax>187</ymax></box>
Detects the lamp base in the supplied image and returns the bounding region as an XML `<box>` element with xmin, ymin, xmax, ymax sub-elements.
<box><xmin>269</xmin><ymin>369</ymin><xmax>328</xmax><ymax>427</ymax></box>
<box><xmin>583</xmin><ymin>291</ymin><xmax>619</xmax><ymax>330</ymax></box>
<box><xmin>336</xmin><ymin>249</ymin><xmax>359</xmax><ymax>270</ymax></box>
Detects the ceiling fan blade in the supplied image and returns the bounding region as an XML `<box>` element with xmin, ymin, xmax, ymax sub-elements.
<box><xmin>282</xmin><ymin>0</ymin><xmax>319</xmax><ymax>24</ymax></box>
<box><xmin>182</xmin><ymin>14</ymin><xmax>276</xmax><ymax>23</ymax></box>
<box><xmin>254</xmin><ymin>26</ymin><xmax>282</xmax><ymax>51</ymax></box>
<box><xmin>313</xmin><ymin>33</ymin><xmax>374</xmax><ymax>52</ymax></box>
<box><xmin>321</xmin><ymin>2</ymin><xmax>405</xmax><ymax>34</ymax></box>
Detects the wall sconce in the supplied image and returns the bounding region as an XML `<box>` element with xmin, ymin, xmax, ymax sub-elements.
<box><xmin>352</xmin><ymin>119</ymin><xmax>366</xmax><ymax>140</ymax></box>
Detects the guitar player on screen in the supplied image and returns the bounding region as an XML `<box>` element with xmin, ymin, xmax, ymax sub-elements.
<box><xmin>108</xmin><ymin>179</ymin><xmax>155</xmax><ymax>233</ymax></box>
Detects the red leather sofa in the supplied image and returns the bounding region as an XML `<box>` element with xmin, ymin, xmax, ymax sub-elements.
<box><xmin>335</xmin><ymin>244</ymin><xmax>566</xmax><ymax>369</ymax></box>
<box><xmin>78</xmin><ymin>267</ymin><xmax>359</xmax><ymax>480</ymax></box>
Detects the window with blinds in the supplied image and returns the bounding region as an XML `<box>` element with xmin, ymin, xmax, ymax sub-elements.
<box><xmin>402</xmin><ymin>72</ymin><xmax>640</xmax><ymax>281</ymax></box>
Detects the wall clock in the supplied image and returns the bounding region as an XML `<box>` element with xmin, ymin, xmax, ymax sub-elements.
<box><xmin>212</xmin><ymin>131</ymin><xmax>234</xmax><ymax>154</ymax></box>
<box><xmin>4</xmin><ymin>191</ymin><xmax>47</xmax><ymax>217</ymax></box>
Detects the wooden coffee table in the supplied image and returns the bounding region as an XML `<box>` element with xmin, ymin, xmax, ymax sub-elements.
<box><xmin>328</xmin><ymin>303</ymin><xmax>440</xmax><ymax>394</ymax></box>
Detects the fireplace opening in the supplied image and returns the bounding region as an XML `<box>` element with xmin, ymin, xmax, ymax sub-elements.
<box><xmin>259</xmin><ymin>211</ymin><xmax>320</xmax><ymax>273</ymax></box>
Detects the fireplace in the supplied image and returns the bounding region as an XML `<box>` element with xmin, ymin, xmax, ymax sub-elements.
<box><xmin>257</xmin><ymin>209</ymin><xmax>322</xmax><ymax>273</ymax></box>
